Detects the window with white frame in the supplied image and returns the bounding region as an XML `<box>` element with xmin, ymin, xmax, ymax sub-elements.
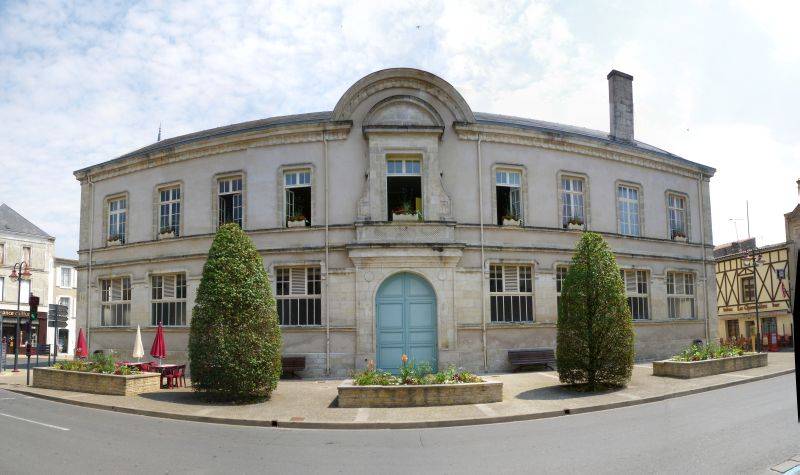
<box><xmin>489</xmin><ymin>264</ymin><xmax>533</xmax><ymax>322</ymax></box>
<box><xmin>667</xmin><ymin>271</ymin><xmax>695</xmax><ymax>319</ymax></box>
<box><xmin>387</xmin><ymin>156</ymin><xmax>422</xmax><ymax>220</ymax></box>
<box><xmin>151</xmin><ymin>273</ymin><xmax>187</xmax><ymax>326</ymax></box>
<box><xmin>496</xmin><ymin>170</ymin><xmax>522</xmax><ymax>225</ymax></box>
<box><xmin>617</xmin><ymin>185</ymin><xmax>640</xmax><ymax>236</ymax></box>
<box><xmin>621</xmin><ymin>269</ymin><xmax>649</xmax><ymax>320</ymax></box>
<box><xmin>284</xmin><ymin>170</ymin><xmax>311</xmax><ymax>227</ymax></box>
<box><xmin>107</xmin><ymin>197</ymin><xmax>127</xmax><ymax>243</ymax></box>
<box><xmin>159</xmin><ymin>186</ymin><xmax>181</xmax><ymax>236</ymax></box>
<box><xmin>218</xmin><ymin>177</ymin><xmax>243</xmax><ymax>227</ymax></box>
<box><xmin>58</xmin><ymin>296</ymin><xmax>70</xmax><ymax>316</ymax></box>
<box><xmin>668</xmin><ymin>193</ymin><xmax>687</xmax><ymax>240</ymax></box>
<box><xmin>60</xmin><ymin>267</ymin><xmax>73</xmax><ymax>288</ymax></box>
<box><xmin>561</xmin><ymin>177</ymin><xmax>585</xmax><ymax>228</ymax></box>
<box><xmin>276</xmin><ymin>267</ymin><xmax>321</xmax><ymax>325</ymax></box>
<box><xmin>556</xmin><ymin>265</ymin><xmax>569</xmax><ymax>318</ymax></box>
<box><xmin>100</xmin><ymin>277</ymin><xmax>131</xmax><ymax>326</ymax></box>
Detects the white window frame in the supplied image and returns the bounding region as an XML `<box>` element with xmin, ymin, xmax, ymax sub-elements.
<box><xmin>100</xmin><ymin>277</ymin><xmax>131</xmax><ymax>327</ymax></box>
<box><xmin>151</xmin><ymin>273</ymin><xmax>187</xmax><ymax>326</ymax></box>
<box><xmin>158</xmin><ymin>185</ymin><xmax>181</xmax><ymax>236</ymax></box>
<box><xmin>284</xmin><ymin>169</ymin><xmax>312</xmax><ymax>227</ymax></box>
<box><xmin>667</xmin><ymin>192</ymin><xmax>688</xmax><ymax>240</ymax></box>
<box><xmin>496</xmin><ymin>169</ymin><xmax>522</xmax><ymax>224</ymax></box>
<box><xmin>217</xmin><ymin>176</ymin><xmax>243</xmax><ymax>228</ymax></box>
<box><xmin>107</xmin><ymin>196</ymin><xmax>127</xmax><ymax>244</ymax></box>
<box><xmin>560</xmin><ymin>175</ymin><xmax>586</xmax><ymax>229</ymax></box>
<box><xmin>275</xmin><ymin>267</ymin><xmax>322</xmax><ymax>326</ymax></box>
<box><xmin>621</xmin><ymin>269</ymin><xmax>650</xmax><ymax>320</ymax></box>
<box><xmin>58</xmin><ymin>296</ymin><xmax>71</xmax><ymax>318</ymax></box>
<box><xmin>489</xmin><ymin>264</ymin><xmax>534</xmax><ymax>323</ymax></box>
<box><xmin>666</xmin><ymin>271</ymin><xmax>695</xmax><ymax>319</ymax></box>
<box><xmin>617</xmin><ymin>184</ymin><xmax>641</xmax><ymax>237</ymax></box>
<box><xmin>386</xmin><ymin>158</ymin><xmax>421</xmax><ymax>176</ymax></box>
<box><xmin>60</xmin><ymin>267</ymin><xmax>73</xmax><ymax>288</ymax></box>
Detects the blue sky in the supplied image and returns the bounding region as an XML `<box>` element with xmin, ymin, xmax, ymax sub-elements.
<box><xmin>1</xmin><ymin>0</ymin><xmax>798</xmax><ymax>258</ymax></box>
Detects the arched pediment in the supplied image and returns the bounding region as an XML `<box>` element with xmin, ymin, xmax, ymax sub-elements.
<box><xmin>363</xmin><ymin>95</ymin><xmax>444</xmax><ymax>128</ymax></box>
<box><xmin>333</xmin><ymin>68</ymin><xmax>475</xmax><ymax>124</ymax></box>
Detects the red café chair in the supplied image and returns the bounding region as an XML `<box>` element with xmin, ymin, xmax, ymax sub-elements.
<box><xmin>165</xmin><ymin>365</ymin><xmax>186</xmax><ymax>389</ymax></box>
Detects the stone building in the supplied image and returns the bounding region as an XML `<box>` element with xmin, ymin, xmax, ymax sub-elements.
<box><xmin>74</xmin><ymin>68</ymin><xmax>717</xmax><ymax>376</ymax></box>
<box><xmin>50</xmin><ymin>257</ymin><xmax>78</xmax><ymax>355</ymax></box>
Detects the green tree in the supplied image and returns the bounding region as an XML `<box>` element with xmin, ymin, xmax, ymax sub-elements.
<box><xmin>557</xmin><ymin>232</ymin><xmax>634</xmax><ymax>391</ymax></box>
<box><xmin>189</xmin><ymin>224</ymin><xmax>282</xmax><ymax>401</ymax></box>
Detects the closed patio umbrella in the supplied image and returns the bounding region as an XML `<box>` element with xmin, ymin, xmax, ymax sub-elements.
<box><xmin>132</xmin><ymin>325</ymin><xmax>144</xmax><ymax>362</ymax></box>
<box><xmin>75</xmin><ymin>328</ymin><xmax>88</xmax><ymax>359</ymax></box>
<box><xmin>150</xmin><ymin>322</ymin><xmax>167</xmax><ymax>365</ymax></box>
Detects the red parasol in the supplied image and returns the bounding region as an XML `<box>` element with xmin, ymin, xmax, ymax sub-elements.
<box><xmin>150</xmin><ymin>322</ymin><xmax>167</xmax><ymax>364</ymax></box>
<box><xmin>75</xmin><ymin>328</ymin><xmax>88</xmax><ymax>358</ymax></box>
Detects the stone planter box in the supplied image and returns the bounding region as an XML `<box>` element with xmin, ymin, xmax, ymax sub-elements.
<box><xmin>33</xmin><ymin>367</ymin><xmax>161</xmax><ymax>396</ymax></box>
<box><xmin>502</xmin><ymin>218</ymin><xmax>521</xmax><ymax>227</ymax></box>
<box><xmin>392</xmin><ymin>213</ymin><xmax>419</xmax><ymax>222</ymax></box>
<box><xmin>157</xmin><ymin>231</ymin><xmax>175</xmax><ymax>240</ymax></box>
<box><xmin>566</xmin><ymin>222</ymin><xmax>584</xmax><ymax>231</ymax></box>
<box><xmin>652</xmin><ymin>353</ymin><xmax>767</xmax><ymax>379</ymax></box>
<box><xmin>287</xmin><ymin>219</ymin><xmax>307</xmax><ymax>228</ymax></box>
<box><xmin>337</xmin><ymin>380</ymin><xmax>503</xmax><ymax>408</ymax></box>
<box><xmin>673</xmin><ymin>235</ymin><xmax>688</xmax><ymax>243</ymax></box>
<box><xmin>106</xmin><ymin>239</ymin><xmax>122</xmax><ymax>247</ymax></box>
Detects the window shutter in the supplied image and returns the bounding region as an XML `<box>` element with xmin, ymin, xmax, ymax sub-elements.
<box><xmin>503</xmin><ymin>266</ymin><xmax>519</xmax><ymax>292</ymax></box>
<box><xmin>290</xmin><ymin>268</ymin><xmax>306</xmax><ymax>295</ymax></box>
<box><xmin>163</xmin><ymin>275</ymin><xmax>176</xmax><ymax>299</ymax></box>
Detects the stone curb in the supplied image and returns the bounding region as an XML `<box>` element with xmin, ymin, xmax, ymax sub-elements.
<box><xmin>3</xmin><ymin>368</ymin><xmax>795</xmax><ymax>430</ymax></box>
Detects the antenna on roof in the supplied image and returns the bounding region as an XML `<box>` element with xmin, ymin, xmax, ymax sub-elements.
<box><xmin>157</xmin><ymin>122</ymin><xmax>162</xmax><ymax>142</ymax></box>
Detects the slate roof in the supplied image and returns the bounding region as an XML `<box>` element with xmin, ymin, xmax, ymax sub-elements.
<box><xmin>0</xmin><ymin>203</ymin><xmax>53</xmax><ymax>239</ymax></box>
<box><xmin>75</xmin><ymin>111</ymin><xmax>715</xmax><ymax>176</ymax></box>
<box><xmin>713</xmin><ymin>238</ymin><xmax>757</xmax><ymax>259</ymax></box>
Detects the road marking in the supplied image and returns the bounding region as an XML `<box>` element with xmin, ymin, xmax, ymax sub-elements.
<box><xmin>475</xmin><ymin>404</ymin><xmax>498</xmax><ymax>417</ymax></box>
<box><xmin>0</xmin><ymin>397</ymin><xmax>16</xmax><ymax>400</ymax></box>
<box><xmin>0</xmin><ymin>412</ymin><xmax>69</xmax><ymax>431</ymax></box>
<box><xmin>354</xmin><ymin>408</ymin><xmax>369</xmax><ymax>422</ymax></box>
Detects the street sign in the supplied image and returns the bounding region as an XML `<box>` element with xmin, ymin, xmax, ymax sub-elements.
<box><xmin>47</xmin><ymin>321</ymin><xmax>68</xmax><ymax>328</ymax></box>
<box><xmin>54</xmin><ymin>315</ymin><xmax>68</xmax><ymax>322</ymax></box>
<box><xmin>48</xmin><ymin>304</ymin><xmax>68</xmax><ymax>317</ymax></box>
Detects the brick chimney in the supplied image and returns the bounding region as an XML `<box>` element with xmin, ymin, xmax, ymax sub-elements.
<box><xmin>608</xmin><ymin>70</ymin><xmax>634</xmax><ymax>142</ymax></box>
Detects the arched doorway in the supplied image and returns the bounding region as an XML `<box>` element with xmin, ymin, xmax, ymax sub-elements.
<box><xmin>375</xmin><ymin>272</ymin><xmax>437</xmax><ymax>373</ymax></box>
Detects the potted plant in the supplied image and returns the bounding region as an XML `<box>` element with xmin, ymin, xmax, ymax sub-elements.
<box><xmin>157</xmin><ymin>226</ymin><xmax>176</xmax><ymax>240</ymax></box>
<box><xmin>287</xmin><ymin>213</ymin><xmax>308</xmax><ymax>228</ymax></box>
<box><xmin>566</xmin><ymin>217</ymin><xmax>584</xmax><ymax>231</ymax></box>
<box><xmin>502</xmin><ymin>213</ymin><xmax>521</xmax><ymax>226</ymax></box>
<box><xmin>392</xmin><ymin>202</ymin><xmax>420</xmax><ymax>222</ymax></box>
<box><xmin>107</xmin><ymin>234</ymin><xmax>123</xmax><ymax>246</ymax></box>
<box><xmin>672</xmin><ymin>230</ymin><xmax>688</xmax><ymax>242</ymax></box>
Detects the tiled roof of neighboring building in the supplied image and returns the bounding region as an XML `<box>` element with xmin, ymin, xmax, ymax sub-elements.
<box><xmin>713</xmin><ymin>238</ymin><xmax>757</xmax><ymax>259</ymax></box>
<box><xmin>75</xmin><ymin>110</ymin><xmax>715</xmax><ymax>176</ymax></box>
<box><xmin>0</xmin><ymin>203</ymin><xmax>53</xmax><ymax>239</ymax></box>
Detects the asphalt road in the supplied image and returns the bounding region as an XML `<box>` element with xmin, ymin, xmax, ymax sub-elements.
<box><xmin>0</xmin><ymin>375</ymin><xmax>797</xmax><ymax>474</ymax></box>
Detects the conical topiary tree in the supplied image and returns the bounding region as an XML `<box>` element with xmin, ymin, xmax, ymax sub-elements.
<box><xmin>557</xmin><ymin>232</ymin><xmax>634</xmax><ymax>391</ymax></box>
<box><xmin>189</xmin><ymin>223</ymin><xmax>282</xmax><ymax>400</ymax></box>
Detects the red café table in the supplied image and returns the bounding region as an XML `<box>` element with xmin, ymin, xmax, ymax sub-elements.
<box><xmin>150</xmin><ymin>363</ymin><xmax>179</xmax><ymax>388</ymax></box>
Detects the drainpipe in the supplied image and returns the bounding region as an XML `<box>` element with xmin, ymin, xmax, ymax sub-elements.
<box><xmin>697</xmin><ymin>174</ymin><xmax>710</xmax><ymax>343</ymax></box>
<box><xmin>477</xmin><ymin>134</ymin><xmax>488</xmax><ymax>371</ymax></box>
<box><xmin>85</xmin><ymin>176</ymin><xmax>95</xmax><ymax>353</ymax></box>
<box><xmin>324</xmin><ymin>133</ymin><xmax>331</xmax><ymax>375</ymax></box>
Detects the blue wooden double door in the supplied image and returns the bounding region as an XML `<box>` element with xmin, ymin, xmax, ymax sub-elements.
<box><xmin>375</xmin><ymin>273</ymin><xmax>438</xmax><ymax>373</ymax></box>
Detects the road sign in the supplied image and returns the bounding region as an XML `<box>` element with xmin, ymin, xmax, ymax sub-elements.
<box><xmin>48</xmin><ymin>304</ymin><xmax>68</xmax><ymax>317</ymax></box>
<box><xmin>53</xmin><ymin>314</ymin><xmax>68</xmax><ymax>322</ymax></box>
<box><xmin>48</xmin><ymin>321</ymin><xmax>68</xmax><ymax>328</ymax></box>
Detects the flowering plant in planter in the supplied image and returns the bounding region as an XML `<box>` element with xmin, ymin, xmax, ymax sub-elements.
<box><xmin>107</xmin><ymin>234</ymin><xmax>123</xmax><ymax>245</ymax></box>
<box><xmin>502</xmin><ymin>213</ymin><xmax>521</xmax><ymax>226</ymax></box>
<box><xmin>158</xmin><ymin>226</ymin><xmax>176</xmax><ymax>239</ymax></box>
<box><xmin>566</xmin><ymin>217</ymin><xmax>584</xmax><ymax>230</ymax></box>
<box><xmin>351</xmin><ymin>356</ymin><xmax>482</xmax><ymax>386</ymax></box>
<box><xmin>287</xmin><ymin>213</ymin><xmax>308</xmax><ymax>227</ymax></box>
<box><xmin>392</xmin><ymin>202</ymin><xmax>421</xmax><ymax>222</ymax></box>
<box><xmin>672</xmin><ymin>230</ymin><xmax>688</xmax><ymax>242</ymax></box>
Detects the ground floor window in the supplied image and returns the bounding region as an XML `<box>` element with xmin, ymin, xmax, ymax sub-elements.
<box><xmin>555</xmin><ymin>265</ymin><xmax>569</xmax><ymax>318</ymax></box>
<box><xmin>666</xmin><ymin>272</ymin><xmax>695</xmax><ymax>319</ymax></box>
<box><xmin>726</xmin><ymin>319</ymin><xmax>740</xmax><ymax>338</ymax></box>
<box><xmin>621</xmin><ymin>269</ymin><xmax>649</xmax><ymax>320</ymax></box>
<box><xmin>276</xmin><ymin>266</ymin><xmax>321</xmax><ymax>325</ymax></box>
<box><xmin>151</xmin><ymin>273</ymin><xmax>187</xmax><ymax>326</ymax></box>
<box><xmin>489</xmin><ymin>264</ymin><xmax>533</xmax><ymax>322</ymax></box>
<box><xmin>100</xmin><ymin>277</ymin><xmax>131</xmax><ymax>326</ymax></box>
<box><xmin>761</xmin><ymin>317</ymin><xmax>777</xmax><ymax>335</ymax></box>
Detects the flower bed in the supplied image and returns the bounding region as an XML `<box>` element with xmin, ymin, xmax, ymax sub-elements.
<box><xmin>653</xmin><ymin>344</ymin><xmax>767</xmax><ymax>378</ymax></box>
<box><xmin>33</xmin><ymin>367</ymin><xmax>160</xmax><ymax>395</ymax></box>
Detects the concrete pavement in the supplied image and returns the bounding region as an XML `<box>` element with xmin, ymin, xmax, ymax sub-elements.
<box><xmin>0</xmin><ymin>352</ymin><xmax>794</xmax><ymax>428</ymax></box>
<box><xmin>0</xmin><ymin>374</ymin><xmax>797</xmax><ymax>474</ymax></box>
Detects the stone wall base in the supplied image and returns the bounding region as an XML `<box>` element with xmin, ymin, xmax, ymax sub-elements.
<box><xmin>33</xmin><ymin>367</ymin><xmax>161</xmax><ymax>395</ymax></box>
<box><xmin>337</xmin><ymin>380</ymin><xmax>503</xmax><ymax>407</ymax></box>
<box><xmin>652</xmin><ymin>353</ymin><xmax>767</xmax><ymax>379</ymax></box>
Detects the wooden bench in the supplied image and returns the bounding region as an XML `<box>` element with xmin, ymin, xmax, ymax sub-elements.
<box><xmin>508</xmin><ymin>348</ymin><xmax>556</xmax><ymax>372</ymax></box>
<box><xmin>281</xmin><ymin>356</ymin><xmax>306</xmax><ymax>378</ymax></box>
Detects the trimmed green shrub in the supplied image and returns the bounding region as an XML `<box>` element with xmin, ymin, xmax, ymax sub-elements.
<box><xmin>557</xmin><ymin>232</ymin><xmax>634</xmax><ymax>391</ymax></box>
<box><xmin>189</xmin><ymin>224</ymin><xmax>282</xmax><ymax>401</ymax></box>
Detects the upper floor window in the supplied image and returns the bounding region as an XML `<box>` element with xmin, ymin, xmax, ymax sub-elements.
<box><xmin>276</xmin><ymin>266</ymin><xmax>321</xmax><ymax>326</ymax></box>
<box><xmin>159</xmin><ymin>186</ymin><xmax>181</xmax><ymax>237</ymax></box>
<box><xmin>284</xmin><ymin>170</ymin><xmax>311</xmax><ymax>227</ymax></box>
<box><xmin>668</xmin><ymin>193</ymin><xmax>687</xmax><ymax>240</ymax></box>
<box><xmin>387</xmin><ymin>156</ymin><xmax>422</xmax><ymax>221</ymax></box>
<box><xmin>741</xmin><ymin>275</ymin><xmax>756</xmax><ymax>303</ymax></box>
<box><xmin>560</xmin><ymin>177</ymin><xmax>585</xmax><ymax>229</ymax></box>
<box><xmin>151</xmin><ymin>273</ymin><xmax>187</xmax><ymax>326</ymax></box>
<box><xmin>60</xmin><ymin>267</ymin><xmax>73</xmax><ymax>288</ymax></box>
<box><xmin>617</xmin><ymin>184</ymin><xmax>640</xmax><ymax>236</ymax></box>
<box><xmin>218</xmin><ymin>177</ymin><xmax>243</xmax><ymax>227</ymax></box>
<box><xmin>489</xmin><ymin>264</ymin><xmax>533</xmax><ymax>323</ymax></box>
<box><xmin>621</xmin><ymin>269</ymin><xmax>649</xmax><ymax>320</ymax></box>
<box><xmin>22</xmin><ymin>246</ymin><xmax>31</xmax><ymax>265</ymax></box>
<box><xmin>556</xmin><ymin>265</ymin><xmax>569</xmax><ymax>318</ymax></box>
<box><xmin>58</xmin><ymin>296</ymin><xmax>70</xmax><ymax>316</ymax></box>
<box><xmin>666</xmin><ymin>271</ymin><xmax>695</xmax><ymax>319</ymax></box>
<box><xmin>107</xmin><ymin>197</ymin><xmax>127</xmax><ymax>244</ymax></box>
<box><xmin>100</xmin><ymin>277</ymin><xmax>131</xmax><ymax>326</ymax></box>
<box><xmin>496</xmin><ymin>170</ymin><xmax>522</xmax><ymax>225</ymax></box>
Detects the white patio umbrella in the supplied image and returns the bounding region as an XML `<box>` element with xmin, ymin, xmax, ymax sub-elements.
<box><xmin>132</xmin><ymin>325</ymin><xmax>144</xmax><ymax>362</ymax></box>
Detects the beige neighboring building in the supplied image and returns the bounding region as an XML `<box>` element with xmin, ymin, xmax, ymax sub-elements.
<box><xmin>74</xmin><ymin>68</ymin><xmax>717</xmax><ymax>376</ymax></box>
<box><xmin>0</xmin><ymin>203</ymin><xmax>55</xmax><ymax>354</ymax></box>
<box><xmin>50</xmin><ymin>257</ymin><xmax>78</xmax><ymax>355</ymax></box>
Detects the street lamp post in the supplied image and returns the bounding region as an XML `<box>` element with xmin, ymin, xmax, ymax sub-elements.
<box><xmin>9</xmin><ymin>261</ymin><xmax>32</xmax><ymax>373</ymax></box>
<box><xmin>745</xmin><ymin>249</ymin><xmax>763</xmax><ymax>352</ymax></box>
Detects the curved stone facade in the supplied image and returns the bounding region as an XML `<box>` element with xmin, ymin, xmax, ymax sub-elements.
<box><xmin>75</xmin><ymin>68</ymin><xmax>717</xmax><ymax>376</ymax></box>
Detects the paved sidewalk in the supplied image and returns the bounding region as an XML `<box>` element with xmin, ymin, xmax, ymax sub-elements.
<box><xmin>0</xmin><ymin>353</ymin><xmax>794</xmax><ymax>429</ymax></box>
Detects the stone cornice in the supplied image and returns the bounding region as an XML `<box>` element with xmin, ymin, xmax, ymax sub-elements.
<box><xmin>453</xmin><ymin>123</ymin><xmax>713</xmax><ymax>179</ymax></box>
<box><xmin>74</xmin><ymin>121</ymin><xmax>352</xmax><ymax>183</ymax></box>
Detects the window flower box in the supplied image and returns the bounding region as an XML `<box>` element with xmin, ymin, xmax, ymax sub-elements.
<box><xmin>672</xmin><ymin>232</ymin><xmax>688</xmax><ymax>243</ymax></box>
<box><xmin>157</xmin><ymin>228</ymin><xmax>176</xmax><ymax>240</ymax></box>
<box><xmin>566</xmin><ymin>222</ymin><xmax>584</xmax><ymax>231</ymax></box>
<box><xmin>107</xmin><ymin>235</ymin><xmax>123</xmax><ymax>246</ymax></box>
<box><xmin>502</xmin><ymin>217</ymin><xmax>521</xmax><ymax>227</ymax></box>
<box><xmin>392</xmin><ymin>212</ymin><xmax>419</xmax><ymax>222</ymax></box>
<box><xmin>287</xmin><ymin>219</ymin><xmax>308</xmax><ymax>228</ymax></box>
